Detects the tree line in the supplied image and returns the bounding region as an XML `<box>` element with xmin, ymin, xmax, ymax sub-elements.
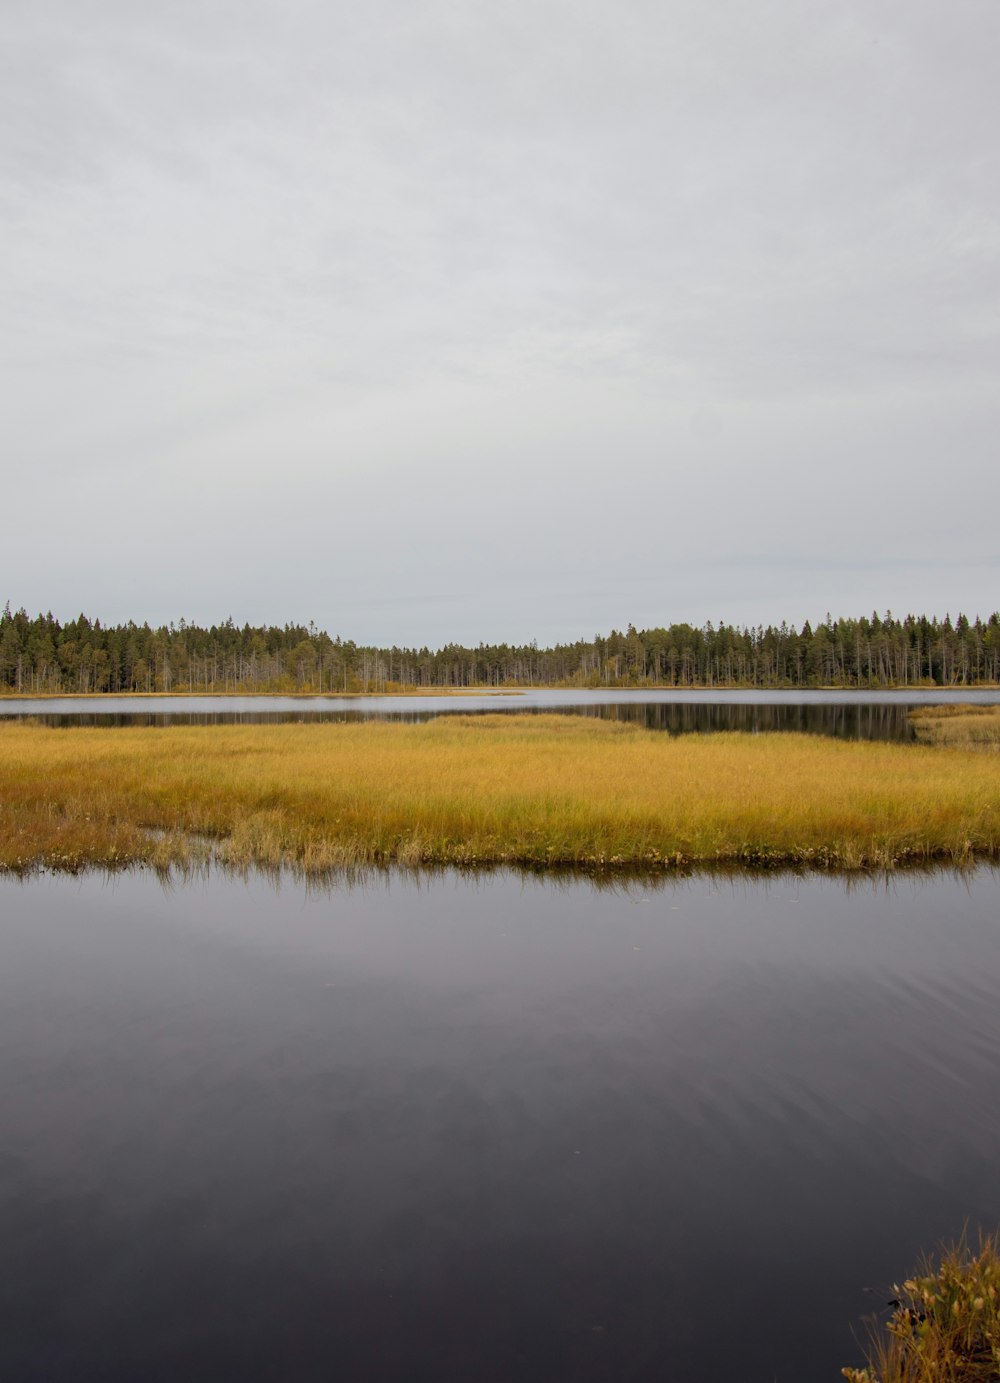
<box><xmin>1</xmin><ymin>604</ymin><xmax>999</xmax><ymax>694</ymax></box>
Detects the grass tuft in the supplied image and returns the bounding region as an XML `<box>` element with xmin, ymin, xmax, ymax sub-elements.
<box><xmin>844</xmin><ymin>1231</ymin><xmax>1000</xmax><ymax>1382</ymax></box>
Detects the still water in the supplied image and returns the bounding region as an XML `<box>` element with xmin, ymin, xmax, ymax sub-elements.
<box><xmin>2</xmin><ymin>867</ymin><xmax>999</xmax><ymax>1381</ymax></box>
<box><xmin>4</xmin><ymin>687</ymin><xmax>1000</xmax><ymax>738</ymax></box>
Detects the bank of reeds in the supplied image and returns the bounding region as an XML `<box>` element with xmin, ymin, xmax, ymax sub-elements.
<box><xmin>910</xmin><ymin>704</ymin><xmax>1000</xmax><ymax>750</ymax></box>
<box><xmin>1</xmin><ymin>715</ymin><xmax>999</xmax><ymax>876</ymax></box>
<box><xmin>844</xmin><ymin>1232</ymin><xmax>1000</xmax><ymax>1382</ymax></box>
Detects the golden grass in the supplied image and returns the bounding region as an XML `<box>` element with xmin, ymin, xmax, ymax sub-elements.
<box><xmin>910</xmin><ymin>704</ymin><xmax>1000</xmax><ymax>750</ymax></box>
<box><xmin>1</xmin><ymin>714</ymin><xmax>998</xmax><ymax>876</ymax></box>
<box><xmin>844</xmin><ymin>1232</ymin><xmax>1000</xmax><ymax>1382</ymax></box>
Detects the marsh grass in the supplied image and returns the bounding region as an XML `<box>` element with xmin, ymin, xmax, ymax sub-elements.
<box><xmin>844</xmin><ymin>1232</ymin><xmax>1000</xmax><ymax>1382</ymax></box>
<box><xmin>1</xmin><ymin>714</ymin><xmax>999</xmax><ymax>877</ymax></box>
<box><xmin>910</xmin><ymin>705</ymin><xmax>1000</xmax><ymax>750</ymax></box>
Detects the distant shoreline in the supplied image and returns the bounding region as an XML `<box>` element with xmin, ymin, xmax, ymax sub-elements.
<box><xmin>3</xmin><ymin>684</ymin><xmax>1000</xmax><ymax>701</ymax></box>
<box><xmin>0</xmin><ymin>687</ymin><xmax>526</xmax><ymax>701</ymax></box>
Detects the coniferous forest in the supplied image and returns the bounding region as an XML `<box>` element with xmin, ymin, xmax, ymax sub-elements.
<box><xmin>1</xmin><ymin>603</ymin><xmax>998</xmax><ymax>694</ymax></box>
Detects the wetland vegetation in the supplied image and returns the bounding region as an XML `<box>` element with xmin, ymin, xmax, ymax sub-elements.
<box><xmin>844</xmin><ymin>1233</ymin><xmax>1000</xmax><ymax>1383</ymax></box>
<box><xmin>910</xmin><ymin>703</ymin><xmax>1000</xmax><ymax>749</ymax></box>
<box><xmin>2</xmin><ymin>713</ymin><xmax>999</xmax><ymax>877</ymax></box>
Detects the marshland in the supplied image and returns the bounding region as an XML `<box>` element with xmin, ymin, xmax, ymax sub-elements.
<box><xmin>3</xmin><ymin>690</ymin><xmax>1000</xmax><ymax>1381</ymax></box>
<box><xmin>2</xmin><ymin>701</ymin><xmax>1000</xmax><ymax>877</ymax></box>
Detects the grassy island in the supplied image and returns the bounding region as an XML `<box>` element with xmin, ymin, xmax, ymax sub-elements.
<box><xmin>2</xmin><ymin>714</ymin><xmax>999</xmax><ymax>876</ymax></box>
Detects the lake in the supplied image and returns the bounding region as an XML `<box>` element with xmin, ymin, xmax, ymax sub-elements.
<box><xmin>3</xmin><ymin>686</ymin><xmax>1000</xmax><ymax>738</ymax></box>
<box><xmin>2</xmin><ymin>865</ymin><xmax>999</xmax><ymax>1381</ymax></box>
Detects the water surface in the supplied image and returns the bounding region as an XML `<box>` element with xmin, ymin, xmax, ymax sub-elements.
<box><xmin>2</xmin><ymin>867</ymin><xmax>999</xmax><ymax>1381</ymax></box>
<box><xmin>4</xmin><ymin>686</ymin><xmax>1000</xmax><ymax>738</ymax></box>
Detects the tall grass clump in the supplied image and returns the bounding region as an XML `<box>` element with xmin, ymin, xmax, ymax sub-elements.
<box><xmin>843</xmin><ymin>1232</ymin><xmax>1000</xmax><ymax>1382</ymax></box>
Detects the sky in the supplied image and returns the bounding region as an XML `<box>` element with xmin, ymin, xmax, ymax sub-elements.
<box><xmin>3</xmin><ymin>0</ymin><xmax>998</xmax><ymax>647</ymax></box>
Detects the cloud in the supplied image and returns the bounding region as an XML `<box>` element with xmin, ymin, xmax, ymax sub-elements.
<box><xmin>2</xmin><ymin>0</ymin><xmax>998</xmax><ymax>641</ymax></box>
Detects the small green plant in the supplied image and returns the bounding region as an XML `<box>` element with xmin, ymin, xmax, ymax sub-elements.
<box><xmin>843</xmin><ymin>1231</ymin><xmax>1000</xmax><ymax>1381</ymax></box>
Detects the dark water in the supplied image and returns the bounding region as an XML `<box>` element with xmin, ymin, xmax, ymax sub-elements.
<box><xmin>2</xmin><ymin>868</ymin><xmax>1000</xmax><ymax>1382</ymax></box>
<box><xmin>4</xmin><ymin>687</ymin><xmax>1000</xmax><ymax>738</ymax></box>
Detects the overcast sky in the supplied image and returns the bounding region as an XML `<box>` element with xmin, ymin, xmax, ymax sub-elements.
<box><xmin>3</xmin><ymin>0</ymin><xmax>998</xmax><ymax>645</ymax></box>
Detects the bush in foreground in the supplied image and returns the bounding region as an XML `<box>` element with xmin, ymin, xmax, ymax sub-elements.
<box><xmin>844</xmin><ymin>1233</ymin><xmax>1000</xmax><ymax>1381</ymax></box>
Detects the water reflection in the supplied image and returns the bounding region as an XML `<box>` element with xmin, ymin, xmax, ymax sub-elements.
<box><xmin>0</xmin><ymin>695</ymin><xmax>957</xmax><ymax>740</ymax></box>
<box><xmin>564</xmin><ymin>698</ymin><xmax>915</xmax><ymax>739</ymax></box>
<box><xmin>1</xmin><ymin>867</ymin><xmax>998</xmax><ymax>1382</ymax></box>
